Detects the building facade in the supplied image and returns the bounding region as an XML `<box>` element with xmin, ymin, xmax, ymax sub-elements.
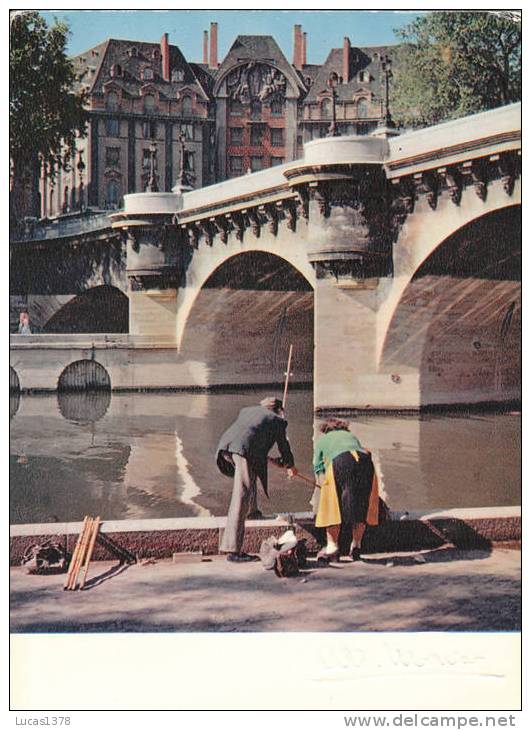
<box><xmin>38</xmin><ymin>22</ymin><xmax>393</xmax><ymax>218</ymax></box>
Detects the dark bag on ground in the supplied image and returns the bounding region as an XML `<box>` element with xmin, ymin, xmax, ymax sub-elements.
<box><xmin>259</xmin><ymin>536</ymin><xmax>307</xmax><ymax>577</ymax></box>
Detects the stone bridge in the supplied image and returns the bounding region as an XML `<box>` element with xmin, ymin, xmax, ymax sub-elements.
<box><xmin>10</xmin><ymin>103</ymin><xmax>521</xmax><ymax>410</ymax></box>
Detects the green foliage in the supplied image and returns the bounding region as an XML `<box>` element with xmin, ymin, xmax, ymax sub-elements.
<box><xmin>391</xmin><ymin>11</ymin><xmax>521</xmax><ymax>128</ymax></box>
<box><xmin>9</xmin><ymin>10</ymin><xmax>88</xmax><ymax>179</ymax></box>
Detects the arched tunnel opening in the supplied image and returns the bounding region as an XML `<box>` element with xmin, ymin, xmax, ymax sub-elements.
<box><xmin>43</xmin><ymin>285</ymin><xmax>129</xmax><ymax>334</ymax></box>
<box><xmin>180</xmin><ymin>251</ymin><xmax>314</xmax><ymax>388</ymax></box>
<box><xmin>381</xmin><ymin>205</ymin><xmax>521</xmax><ymax>407</ymax></box>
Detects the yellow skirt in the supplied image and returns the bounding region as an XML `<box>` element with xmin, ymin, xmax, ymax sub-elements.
<box><xmin>315</xmin><ymin>451</ymin><xmax>379</xmax><ymax>528</ymax></box>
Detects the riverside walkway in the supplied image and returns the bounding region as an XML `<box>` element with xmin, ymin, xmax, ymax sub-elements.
<box><xmin>10</xmin><ymin>546</ymin><xmax>520</xmax><ymax>633</ymax></box>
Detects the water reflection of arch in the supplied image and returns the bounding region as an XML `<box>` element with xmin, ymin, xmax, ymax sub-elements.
<box><xmin>57</xmin><ymin>389</ymin><xmax>112</xmax><ymax>423</ymax></box>
<box><xmin>57</xmin><ymin>360</ymin><xmax>111</xmax><ymax>392</ymax></box>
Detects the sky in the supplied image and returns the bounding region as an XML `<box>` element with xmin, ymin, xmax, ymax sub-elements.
<box><xmin>39</xmin><ymin>10</ymin><xmax>423</xmax><ymax>63</ymax></box>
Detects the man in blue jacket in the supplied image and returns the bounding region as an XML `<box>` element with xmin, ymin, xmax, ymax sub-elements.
<box><xmin>216</xmin><ymin>396</ymin><xmax>297</xmax><ymax>562</ymax></box>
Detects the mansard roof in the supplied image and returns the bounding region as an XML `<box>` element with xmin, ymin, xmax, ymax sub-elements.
<box><xmin>304</xmin><ymin>44</ymin><xmax>394</xmax><ymax>104</ymax></box>
<box><xmin>72</xmin><ymin>38</ymin><xmax>210</xmax><ymax>102</ymax></box>
<box><xmin>215</xmin><ymin>34</ymin><xmax>306</xmax><ymax>94</ymax></box>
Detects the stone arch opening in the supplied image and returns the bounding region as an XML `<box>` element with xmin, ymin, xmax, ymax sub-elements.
<box><xmin>381</xmin><ymin>205</ymin><xmax>521</xmax><ymax>407</ymax></box>
<box><xmin>10</xmin><ymin>367</ymin><xmax>20</xmax><ymax>418</ymax></box>
<box><xmin>43</xmin><ymin>285</ymin><xmax>128</xmax><ymax>334</ymax></box>
<box><xmin>180</xmin><ymin>251</ymin><xmax>314</xmax><ymax>387</ymax></box>
<box><xmin>57</xmin><ymin>360</ymin><xmax>111</xmax><ymax>392</ymax></box>
<box><xmin>10</xmin><ymin>366</ymin><xmax>20</xmax><ymax>392</ymax></box>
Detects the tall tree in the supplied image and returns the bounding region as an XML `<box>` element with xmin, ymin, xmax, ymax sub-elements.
<box><xmin>9</xmin><ymin>10</ymin><xmax>88</xmax><ymax>220</ymax></box>
<box><xmin>391</xmin><ymin>11</ymin><xmax>521</xmax><ymax>128</ymax></box>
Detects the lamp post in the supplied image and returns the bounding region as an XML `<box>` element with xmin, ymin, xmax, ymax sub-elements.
<box><xmin>172</xmin><ymin>133</ymin><xmax>194</xmax><ymax>193</ymax></box>
<box><xmin>145</xmin><ymin>140</ymin><xmax>159</xmax><ymax>192</ymax></box>
<box><xmin>77</xmin><ymin>149</ymin><xmax>85</xmax><ymax>211</ymax></box>
<box><xmin>380</xmin><ymin>54</ymin><xmax>395</xmax><ymax>128</ymax></box>
<box><xmin>326</xmin><ymin>73</ymin><xmax>340</xmax><ymax>137</ymax></box>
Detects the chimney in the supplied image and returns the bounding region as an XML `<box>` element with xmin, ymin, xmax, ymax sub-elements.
<box><xmin>203</xmin><ymin>30</ymin><xmax>209</xmax><ymax>64</ymax></box>
<box><xmin>209</xmin><ymin>22</ymin><xmax>218</xmax><ymax>69</ymax></box>
<box><xmin>161</xmin><ymin>33</ymin><xmax>170</xmax><ymax>82</ymax></box>
<box><xmin>302</xmin><ymin>32</ymin><xmax>307</xmax><ymax>66</ymax></box>
<box><xmin>293</xmin><ymin>24</ymin><xmax>303</xmax><ymax>70</ymax></box>
<box><xmin>342</xmin><ymin>36</ymin><xmax>351</xmax><ymax>83</ymax></box>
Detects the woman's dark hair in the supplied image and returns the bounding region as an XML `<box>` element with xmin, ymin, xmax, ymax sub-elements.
<box><xmin>320</xmin><ymin>418</ymin><xmax>350</xmax><ymax>434</ymax></box>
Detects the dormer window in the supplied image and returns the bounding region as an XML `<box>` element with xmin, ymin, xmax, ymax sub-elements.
<box><xmin>182</xmin><ymin>95</ymin><xmax>193</xmax><ymax>115</ymax></box>
<box><xmin>358</xmin><ymin>70</ymin><xmax>370</xmax><ymax>83</ymax></box>
<box><xmin>171</xmin><ymin>69</ymin><xmax>185</xmax><ymax>82</ymax></box>
<box><xmin>111</xmin><ymin>64</ymin><xmax>122</xmax><ymax>78</ymax></box>
<box><xmin>106</xmin><ymin>90</ymin><xmax>119</xmax><ymax>111</ymax></box>
<box><xmin>128</xmin><ymin>47</ymin><xmax>138</xmax><ymax>57</ymax></box>
<box><xmin>144</xmin><ymin>94</ymin><xmax>155</xmax><ymax>113</ymax></box>
<box><xmin>357</xmin><ymin>98</ymin><xmax>369</xmax><ymax>118</ymax></box>
<box><xmin>143</xmin><ymin>67</ymin><xmax>154</xmax><ymax>81</ymax></box>
<box><xmin>152</xmin><ymin>49</ymin><xmax>160</xmax><ymax>59</ymax></box>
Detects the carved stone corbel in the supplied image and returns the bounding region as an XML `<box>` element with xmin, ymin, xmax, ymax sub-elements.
<box><xmin>227</xmin><ymin>212</ymin><xmax>244</xmax><ymax>241</ymax></box>
<box><xmin>259</xmin><ymin>204</ymin><xmax>278</xmax><ymax>236</ymax></box>
<box><xmin>296</xmin><ymin>187</ymin><xmax>309</xmax><ymax>219</ymax></box>
<box><xmin>391</xmin><ymin>176</ymin><xmax>415</xmax><ymax>226</ymax></box>
<box><xmin>497</xmin><ymin>153</ymin><xmax>516</xmax><ymax>196</ymax></box>
<box><xmin>311</xmin><ymin>184</ymin><xmax>330</xmax><ymax>218</ymax></box>
<box><xmin>198</xmin><ymin>220</ymin><xmax>214</xmax><ymax>246</ymax></box>
<box><xmin>423</xmin><ymin>172</ymin><xmax>439</xmax><ymax>210</ymax></box>
<box><xmin>283</xmin><ymin>200</ymin><xmax>297</xmax><ymax>232</ymax></box>
<box><xmin>463</xmin><ymin>160</ymin><xmax>488</xmax><ymax>201</ymax></box>
<box><xmin>211</xmin><ymin>216</ymin><xmax>229</xmax><ymax>244</ymax></box>
<box><xmin>126</xmin><ymin>229</ymin><xmax>140</xmax><ymax>254</ymax></box>
<box><xmin>440</xmin><ymin>166</ymin><xmax>462</xmax><ymax>206</ymax></box>
<box><xmin>246</xmin><ymin>208</ymin><xmax>261</xmax><ymax>238</ymax></box>
<box><xmin>128</xmin><ymin>275</ymin><xmax>145</xmax><ymax>291</ymax></box>
<box><xmin>185</xmin><ymin>223</ymin><xmax>199</xmax><ymax>249</ymax></box>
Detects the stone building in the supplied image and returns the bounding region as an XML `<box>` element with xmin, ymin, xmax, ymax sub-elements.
<box><xmin>37</xmin><ymin>22</ymin><xmax>393</xmax><ymax>218</ymax></box>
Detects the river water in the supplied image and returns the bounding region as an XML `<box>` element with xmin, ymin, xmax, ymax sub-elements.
<box><xmin>9</xmin><ymin>389</ymin><xmax>520</xmax><ymax>525</ymax></box>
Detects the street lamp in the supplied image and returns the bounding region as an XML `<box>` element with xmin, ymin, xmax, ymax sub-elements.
<box><xmin>380</xmin><ymin>54</ymin><xmax>395</xmax><ymax>128</ymax></box>
<box><xmin>326</xmin><ymin>73</ymin><xmax>340</xmax><ymax>137</ymax></box>
<box><xmin>145</xmin><ymin>140</ymin><xmax>159</xmax><ymax>192</ymax></box>
<box><xmin>77</xmin><ymin>149</ymin><xmax>85</xmax><ymax>211</ymax></box>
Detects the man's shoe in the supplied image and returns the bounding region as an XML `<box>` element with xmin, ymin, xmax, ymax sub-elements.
<box><xmin>350</xmin><ymin>547</ymin><xmax>362</xmax><ymax>562</ymax></box>
<box><xmin>226</xmin><ymin>552</ymin><xmax>259</xmax><ymax>563</ymax></box>
<box><xmin>246</xmin><ymin>510</ymin><xmax>264</xmax><ymax>520</ymax></box>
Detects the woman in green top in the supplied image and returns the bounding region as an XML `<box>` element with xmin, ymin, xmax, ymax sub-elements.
<box><xmin>313</xmin><ymin>418</ymin><xmax>378</xmax><ymax>563</ymax></box>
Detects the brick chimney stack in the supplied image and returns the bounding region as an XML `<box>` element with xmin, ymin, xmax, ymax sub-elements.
<box><xmin>203</xmin><ymin>30</ymin><xmax>209</xmax><ymax>64</ymax></box>
<box><xmin>302</xmin><ymin>32</ymin><xmax>307</xmax><ymax>66</ymax></box>
<box><xmin>209</xmin><ymin>22</ymin><xmax>218</xmax><ymax>69</ymax></box>
<box><xmin>293</xmin><ymin>24</ymin><xmax>303</xmax><ymax>70</ymax></box>
<box><xmin>161</xmin><ymin>33</ymin><xmax>170</xmax><ymax>81</ymax></box>
<box><xmin>342</xmin><ymin>36</ymin><xmax>351</xmax><ymax>83</ymax></box>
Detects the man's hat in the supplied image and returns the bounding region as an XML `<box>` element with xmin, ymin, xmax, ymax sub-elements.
<box><xmin>260</xmin><ymin>396</ymin><xmax>283</xmax><ymax>411</ymax></box>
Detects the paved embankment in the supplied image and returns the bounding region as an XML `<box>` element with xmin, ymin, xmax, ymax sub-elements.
<box><xmin>10</xmin><ymin>546</ymin><xmax>520</xmax><ymax>633</ymax></box>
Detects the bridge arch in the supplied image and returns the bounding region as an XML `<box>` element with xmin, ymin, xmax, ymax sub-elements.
<box><xmin>176</xmin><ymin>240</ymin><xmax>315</xmax><ymax>349</ymax></box>
<box><xmin>178</xmin><ymin>250</ymin><xmax>314</xmax><ymax>387</ymax></box>
<box><xmin>43</xmin><ymin>285</ymin><xmax>129</xmax><ymax>334</ymax></box>
<box><xmin>379</xmin><ymin>203</ymin><xmax>521</xmax><ymax>407</ymax></box>
<box><xmin>57</xmin><ymin>360</ymin><xmax>112</xmax><ymax>392</ymax></box>
<box><xmin>377</xmin><ymin>180</ymin><xmax>521</xmax><ymax>364</ymax></box>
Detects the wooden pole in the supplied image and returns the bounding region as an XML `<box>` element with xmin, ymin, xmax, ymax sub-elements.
<box><xmin>64</xmin><ymin>516</ymin><xmax>89</xmax><ymax>590</ymax></box>
<box><xmin>282</xmin><ymin>344</ymin><xmax>293</xmax><ymax>410</ymax></box>
<box><xmin>68</xmin><ymin>516</ymin><xmax>93</xmax><ymax>590</ymax></box>
<box><xmin>79</xmin><ymin>516</ymin><xmax>101</xmax><ymax>590</ymax></box>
